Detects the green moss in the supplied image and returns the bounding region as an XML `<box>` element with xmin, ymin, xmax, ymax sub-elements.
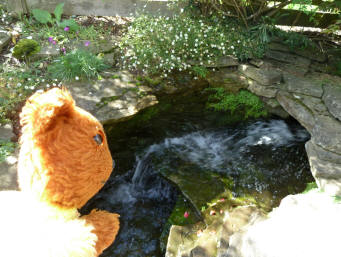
<box><xmin>12</xmin><ymin>39</ymin><xmax>41</xmax><ymax>60</ymax></box>
<box><xmin>168</xmin><ymin>195</ymin><xmax>201</xmax><ymax>226</ymax></box>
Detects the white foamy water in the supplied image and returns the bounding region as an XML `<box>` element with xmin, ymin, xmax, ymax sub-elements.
<box><xmin>145</xmin><ymin>119</ymin><xmax>309</xmax><ymax>173</ymax></box>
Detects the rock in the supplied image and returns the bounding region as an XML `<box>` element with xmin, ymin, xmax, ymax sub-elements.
<box><xmin>276</xmin><ymin>90</ymin><xmax>315</xmax><ymax>133</ymax></box>
<box><xmin>307</xmin><ymin>140</ymin><xmax>341</xmax><ymax>164</ymax></box>
<box><xmin>190</xmin><ymin>56</ymin><xmax>239</xmax><ymax>68</ymax></box>
<box><xmin>247</xmin><ymin>80</ymin><xmax>278</xmax><ymax>98</ymax></box>
<box><xmin>158</xmin><ymin>164</ymin><xmax>227</xmax><ymax>215</ymax></box>
<box><xmin>239</xmin><ymin>64</ymin><xmax>282</xmax><ymax>86</ymax></box>
<box><xmin>30</xmin><ymin>45</ymin><xmax>60</xmax><ymax>60</ymax></box>
<box><xmin>265</xmin><ymin>49</ymin><xmax>311</xmax><ymax>68</ymax></box>
<box><xmin>206</xmin><ymin>56</ymin><xmax>239</xmax><ymax>67</ymax></box>
<box><xmin>0</xmin><ymin>123</ymin><xmax>15</xmax><ymax>141</ymax></box>
<box><xmin>217</xmin><ymin>206</ymin><xmax>266</xmax><ymax>257</ymax></box>
<box><xmin>262</xmin><ymin>98</ymin><xmax>289</xmax><ymax>119</ymax></box>
<box><xmin>0</xmin><ymin>124</ymin><xmax>18</xmax><ymax>191</ymax></box>
<box><xmin>102</xmin><ymin>52</ymin><xmax>116</xmax><ymax>66</ymax></box>
<box><xmin>312</xmin><ymin>114</ymin><xmax>341</xmax><ymax>153</ymax></box>
<box><xmin>73</xmin><ymin>38</ymin><xmax>117</xmax><ymax>54</ymax></box>
<box><xmin>306</xmin><ymin>140</ymin><xmax>341</xmax><ymax>195</ymax></box>
<box><xmin>323</xmin><ymin>83</ymin><xmax>341</xmax><ymax>122</ymax></box>
<box><xmin>283</xmin><ymin>73</ymin><xmax>323</xmax><ymax>98</ymax></box>
<box><xmin>0</xmin><ymin>32</ymin><xmax>11</xmax><ymax>52</ymax></box>
<box><xmin>206</xmin><ymin>70</ymin><xmax>248</xmax><ymax>93</ymax></box>
<box><xmin>67</xmin><ymin>72</ymin><xmax>158</xmax><ymax>124</ymax></box>
<box><xmin>265</xmin><ymin>50</ymin><xmax>311</xmax><ymax>76</ymax></box>
<box><xmin>294</xmin><ymin>93</ymin><xmax>329</xmax><ymax>116</ymax></box>
<box><xmin>226</xmin><ymin>191</ymin><xmax>341</xmax><ymax>257</ymax></box>
<box><xmin>268</xmin><ymin>42</ymin><xmax>326</xmax><ymax>63</ymax></box>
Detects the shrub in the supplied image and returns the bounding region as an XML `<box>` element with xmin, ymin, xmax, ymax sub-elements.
<box><xmin>48</xmin><ymin>49</ymin><xmax>108</xmax><ymax>81</ymax></box>
<box><xmin>0</xmin><ymin>140</ymin><xmax>16</xmax><ymax>163</ymax></box>
<box><xmin>206</xmin><ymin>88</ymin><xmax>267</xmax><ymax>119</ymax></box>
<box><xmin>12</xmin><ymin>39</ymin><xmax>41</xmax><ymax>60</ymax></box>
<box><xmin>119</xmin><ymin>13</ymin><xmax>265</xmax><ymax>76</ymax></box>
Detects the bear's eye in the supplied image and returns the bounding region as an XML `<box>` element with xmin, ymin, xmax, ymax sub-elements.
<box><xmin>93</xmin><ymin>134</ymin><xmax>103</xmax><ymax>145</ymax></box>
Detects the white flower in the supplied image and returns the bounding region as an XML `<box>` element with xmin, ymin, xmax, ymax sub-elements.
<box><xmin>75</xmin><ymin>76</ymin><xmax>79</xmax><ymax>80</ymax></box>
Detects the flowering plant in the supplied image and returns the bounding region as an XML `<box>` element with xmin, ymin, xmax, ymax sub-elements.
<box><xmin>120</xmin><ymin>13</ymin><xmax>265</xmax><ymax>76</ymax></box>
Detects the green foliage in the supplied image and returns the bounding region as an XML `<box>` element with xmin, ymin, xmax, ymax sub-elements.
<box><xmin>189</xmin><ymin>0</ymin><xmax>340</xmax><ymax>27</ymax></box>
<box><xmin>0</xmin><ymin>64</ymin><xmax>55</xmax><ymax>124</ymax></box>
<box><xmin>251</xmin><ymin>17</ymin><xmax>315</xmax><ymax>50</ymax></box>
<box><xmin>206</xmin><ymin>88</ymin><xmax>267</xmax><ymax>119</ymax></box>
<box><xmin>0</xmin><ymin>140</ymin><xmax>16</xmax><ymax>163</ymax></box>
<box><xmin>32</xmin><ymin>8</ymin><xmax>52</xmax><ymax>24</ymax></box>
<box><xmin>192</xmin><ymin>66</ymin><xmax>209</xmax><ymax>78</ymax></box>
<box><xmin>31</xmin><ymin>3</ymin><xmax>79</xmax><ymax>31</ymax></box>
<box><xmin>53</xmin><ymin>3</ymin><xmax>64</xmax><ymax>24</ymax></box>
<box><xmin>12</xmin><ymin>39</ymin><xmax>41</xmax><ymax>60</ymax></box>
<box><xmin>48</xmin><ymin>49</ymin><xmax>108</xmax><ymax>81</ymax></box>
<box><xmin>58</xmin><ymin>19</ymin><xmax>79</xmax><ymax>32</ymax></box>
<box><xmin>120</xmin><ymin>13</ymin><xmax>265</xmax><ymax>76</ymax></box>
<box><xmin>336</xmin><ymin>61</ymin><xmax>341</xmax><ymax>76</ymax></box>
<box><xmin>302</xmin><ymin>181</ymin><xmax>318</xmax><ymax>193</ymax></box>
<box><xmin>167</xmin><ymin>195</ymin><xmax>200</xmax><ymax>226</ymax></box>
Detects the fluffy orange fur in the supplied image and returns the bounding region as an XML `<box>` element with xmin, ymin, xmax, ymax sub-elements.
<box><xmin>1</xmin><ymin>87</ymin><xmax>119</xmax><ymax>256</ymax></box>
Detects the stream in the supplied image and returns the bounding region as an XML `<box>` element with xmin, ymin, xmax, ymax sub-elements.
<box><xmin>81</xmin><ymin>94</ymin><xmax>314</xmax><ymax>257</ymax></box>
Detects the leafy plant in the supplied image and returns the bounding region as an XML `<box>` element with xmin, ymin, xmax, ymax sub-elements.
<box><xmin>120</xmin><ymin>13</ymin><xmax>265</xmax><ymax>76</ymax></box>
<box><xmin>31</xmin><ymin>3</ymin><xmax>79</xmax><ymax>31</ymax></box>
<box><xmin>12</xmin><ymin>39</ymin><xmax>41</xmax><ymax>60</ymax></box>
<box><xmin>0</xmin><ymin>140</ymin><xmax>16</xmax><ymax>163</ymax></box>
<box><xmin>48</xmin><ymin>49</ymin><xmax>108</xmax><ymax>81</ymax></box>
<box><xmin>206</xmin><ymin>88</ymin><xmax>267</xmax><ymax>119</ymax></box>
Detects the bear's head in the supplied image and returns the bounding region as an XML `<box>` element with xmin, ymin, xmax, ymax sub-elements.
<box><xmin>18</xmin><ymin>88</ymin><xmax>113</xmax><ymax>209</ymax></box>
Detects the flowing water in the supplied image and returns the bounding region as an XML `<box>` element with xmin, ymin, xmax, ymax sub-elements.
<box><xmin>81</xmin><ymin>112</ymin><xmax>313</xmax><ymax>257</ymax></box>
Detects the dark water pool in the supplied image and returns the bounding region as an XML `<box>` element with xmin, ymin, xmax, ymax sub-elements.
<box><xmin>81</xmin><ymin>93</ymin><xmax>314</xmax><ymax>257</ymax></box>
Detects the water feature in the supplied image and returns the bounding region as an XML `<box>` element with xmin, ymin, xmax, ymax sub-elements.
<box><xmin>81</xmin><ymin>94</ymin><xmax>314</xmax><ymax>257</ymax></box>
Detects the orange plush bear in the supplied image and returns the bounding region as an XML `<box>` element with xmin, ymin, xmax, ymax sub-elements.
<box><xmin>0</xmin><ymin>88</ymin><xmax>119</xmax><ymax>257</ymax></box>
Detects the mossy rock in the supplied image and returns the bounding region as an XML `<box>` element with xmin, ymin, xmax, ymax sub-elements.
<box><xmin>13</xmin><ymin>39</ymin><xmax>41</xmax><ymax>60</ymax></box>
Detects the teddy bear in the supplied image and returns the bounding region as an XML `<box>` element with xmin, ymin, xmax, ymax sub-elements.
<box><xmin>0</xmin><ymin>87</ymin><xmax>119</xmax><ymax>257</ymax></box>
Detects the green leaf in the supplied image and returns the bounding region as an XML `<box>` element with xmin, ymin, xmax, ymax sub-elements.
<box><xmin>31</xmin><ymin>9</ymin><xmax>52</xmax><ymax>24</ymax></box>
<box><xmin>59</xmin><ymin>19</ymin><xmax>79</xmax><ymax>32</ymax></box>
<box><xmin>54</xmin><ymin>3</ymin><xmax>64</xmax><ymax>23</ymax></box>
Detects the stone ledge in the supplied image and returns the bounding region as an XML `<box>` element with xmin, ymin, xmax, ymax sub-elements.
<box><xmin>67</xmin><ymin>71</ymin><xmax>158</xmax><ymax>124</ymax></box>
<box><xmin>239</xmin><ymin>64</ymin><xmax>282</xmax><ymax>86</ymax></box>
<box><xmin>283</xmin><ymin>73</ymin><xmax>323</xmax><ymax>98</ymax></box>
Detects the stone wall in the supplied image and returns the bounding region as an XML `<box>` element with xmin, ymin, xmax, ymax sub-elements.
<box><xmin>5</xmin><ymin>0</ymin><xmax>171</xmax><ymax>16</ymax></box>
<box><xmin>220</xmin><ymin>45</ymin><xmax>341</xmax><ymax>197</ymax></box>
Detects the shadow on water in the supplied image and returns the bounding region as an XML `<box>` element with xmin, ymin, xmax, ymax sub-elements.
<box><xmin>80</xmin><ymin>91</ymin><xmax>314</xmax><ymax>257</ymax></box>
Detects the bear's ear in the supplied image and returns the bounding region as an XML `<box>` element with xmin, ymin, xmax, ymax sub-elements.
<box><xmin>20</xmin><ymin>87</ymin><xmax>75</xmax><ymax>137</ymax></box>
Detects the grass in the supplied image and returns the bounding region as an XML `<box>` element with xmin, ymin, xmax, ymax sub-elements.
<box><xmin>48</xmin><ymin>49</ymin><xmax>108</xmax><ymax>81</ymax></box>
